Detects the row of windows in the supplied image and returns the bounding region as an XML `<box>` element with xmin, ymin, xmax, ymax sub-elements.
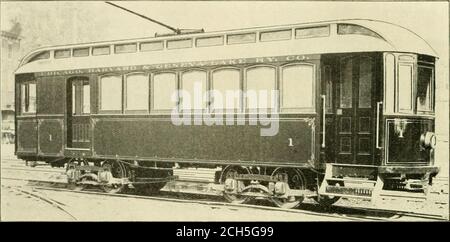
<box><xmin>30</xmin><ymin>24</ymin><xmax>381</xmax><ymax>62</ymax></box>
<box><xmin>47</xmin><ymin>26</ymin><xmax>330</xmax><ymax>60</ymax></box>
<box><xmin>97</xmin><ymin>65</ymin><xmax>315</xmax><ymax>113</ymax></box>
<box><xmin>34</xmin><ymin>23</ymin><xmax>386</xmax><ymax>61</ymax></box>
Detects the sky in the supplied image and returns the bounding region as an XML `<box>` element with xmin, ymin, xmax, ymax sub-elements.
<box><xmin>1</xmin><ymin>1</ymin><xmax>449</xmax><ymax>165</ymax></box>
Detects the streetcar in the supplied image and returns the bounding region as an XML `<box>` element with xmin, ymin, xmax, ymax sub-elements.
<box><xmin>14</xmin><ymin>19</ymin><xmax>439</xmax><ymax>208</ymax></box>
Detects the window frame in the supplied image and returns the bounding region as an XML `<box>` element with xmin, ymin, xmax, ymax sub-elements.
<box><xmin>358</xmin><ymin>56</ymin><xmax>374</xmax><ymax>109</ymax></box>
<box><xmin>396</xmin><ymin>59</ymin><xmax>415</xmax><ymax>114</ymax></box>
<box><xmin>279</xmin><ymin>63</ymin><xmax>316</xmax><ymax>113</ymax></box>
<box><xmin>383</xmin><ymin>53</ymin><xmax>396</xmax><ymax>114</ymax></box>
<box><xmin>260</xmin><ymin>29</ymin><xmax>292</xmax><ymax>42</ymax></box>
<box><xmin>227</xmin><ymin>32</ymin><xmax>257</xmax><ymax>45</ymax></box>
<box><xmin>210</xmin><ymin>67</ymin><xmax>243</xmax><ymax>113</ymax></box>
<box><xmin>179</xmin><ymin>68</ymin><xmax>209</xmax><ymax>113</ymax></box>
<box><xmin>54</xmin><ymin>49</ymin><xmax>71</xmax><ymax>59</ymax></box>
<box><xmin>92</xmin><ymin>45</ymin><xmax>111</xmax><ymax>56</ymax></box>
<box><xmin>70</xmin><ymin>78</ymin><xmax>91</xmax><ymax>116</ymax></box>
<box><xmin>124</xmin><ymin>72</ymin><xmax>150</xmax><ymax>114</ymax></box>
<box><xmin>73</xmin><ymin>47</ymin><xmax>90</xmax><ymax>57</ymax></box>
<box><xmin>323</xmin><ymin>65</ymin><xmax>333</xmax><ymax>114</ymax></box>
<box><xmin>150</xmin><ymin>71</ymin><xmax>179</xmax><ymax>114</ymax></box>
<box><xmin>29</xmin><ymin>51</ymin><xmax>50</xmax><ymax>62</ymax></box>
<box><xmin>20</xmin><ymin>80</ymin><xmax>37</xmax><ymax>115</ymax></box>
<box><xmin>295</xmin><ymin>25</ymin><xmax>330</xmax><ymax>39</ymax></box>
<box><xmin>167</xmin><ymin>38</ymin><xmax>193</xmax><ymax>50</ymax></box>
<box><xmin>244</xmin><ymin>65</ymin><xmax>278</xmax><ymax>113</ymax></box>
<box><xmin>339</xmin><ymin>56</ymin><xmax>354</xmax><ymax>109</ymax></box>
<box><xmin>140</xmin><ymin>41</ymin><xmax>164</xmax><ymax>52</ymax></box>
<box><xmin>416</xmin><ymin>64</ymin><xmax>435</xmax><ymax>114</ymax></box>
<box><xmin>196</xmin><ymin>35</ymin><xmax>224</xmax><ymax>48</ymax></box>
<box><xmin>114</xmin><ymin>43</ymin><xmax>137</xmax><ymax>54</ymax></box>
<box><xmin>98</xmin><ymin>74</ymin><xmax>123</xmax><ymax>114</ymax></box>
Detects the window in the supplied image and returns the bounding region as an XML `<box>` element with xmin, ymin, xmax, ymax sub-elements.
<box><xmin>337</xmin><ymin>24</ymin><xmax>382</xmax><ymax>39</ymax></box>
<box><xmin>384</xmin><ymin>54</ymin><xmax>395</xmax><ymax>113</ymax></box>
<box><xmin>180</xmin><ymin>70</ymin><xmax>207</xmax><ymax>110</ymax></box>
<box><xmin>295</xmin><ymin>25</ymin><xmax>329</xmax><ymax>39</ymax></box>
<box><xmin>73</xmin><ymin>47</ymin><xmax>89</xmax><ymax>57</ymax></box>
<box><xmin>152</xmin><ymin>73</ymin><xmax>177</xmax><ymax>111</ymax></box>
<box><xmin>115</xmin><ymin>43</ymin><xmax>137</xmax><ymax>54</ymax></box>
<box><xmin>72</xmin><ymin>79</ymin><xmax>90</xmax><ymax>115</ymax></box>
<box><xmin>125</xmin><ymin>73</ymin><xmax>149</xmax><ymax>111</ymax></box>
<box><xmin>29</xmin><ymin>51</ymin><xmax>50</xmax><ymax>62</ymax></box>
<box><xmin>167</xmin><ymin>39</ymin><xmax>192</xmax><ymax>49</ymax></box>
<box><xmin>196</xmin><ymin>36</ymin><xmax>224</xmax><ymax>47</ymax></box>
<box><xmin>417</xmin><ymin>66</ymin><xmax>434</xmax><ymax>112</ymax></box>
<box><xmin>99</xmin><ymin>75</ymin><xmax>122</xmax><ymax>111</ymax></box>
<box><xmin>340</xmin><ymin>58</ymin><xmax>353</xmax><ymax>108</ymax></box>
<box><xmin>227</xmin><ymin>33</ymin><xmax>256</xmax><ymax>45</ymax></box>
<box><xmin>323</xmin><ymin>65</ymin><xmax>333</xmax><ymax>112</ymax></box>
<box><xmin>246</xmin><ymin>66</ymin><xmax>276</xmax><ymax>110</ymax></box>
<box><xmin>92</xmin><ymin>46</ymin><xmax>110</xmax><ymax>56</ymax></box>
<box><xmin>54</xmin><ymin>49</ymin><xmax>71</xmax><ymax>59</ymax></box>
<box><xmin>358</xmin><ymin>57</ymin><xmax>372</xmax><ymax>108</ymax></box>
<box><xmin>260</xmin><ymin>29</ymin><xmax>291</xmax><ymax>42</ymax></box>
<box><xmin>211</xmin><ymin>69</ymin><xmax>241</xmax><ymax>111</ymax></box>
<box><xmin>281</xmin><ymin>64</ymin><xmax>315</xmax><ymax>111</ymax></box>
<box><xmin>21</xmin><ymin>82</ymin><xmax>36</xmax><ymax>114</ymax></box>
<box><xmin>398</xmin><ymin>64</ymin><xmax>413</xmax><ymax>112</ymax></box>
<box><xmin>140</xmin><ymin>41</ymin><xmax>164</xmax><ymax>52</ymax></box>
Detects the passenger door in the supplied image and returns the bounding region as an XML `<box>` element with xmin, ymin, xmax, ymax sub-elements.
<box><xmin>67</xmin><ymin>77</ymin><xmax>91</xmax><ymax>149</ymax></box>
<box><xmin>336</xmin><ymin>55</ymin><xmax>375</xmax><ymax>165</ymax></box>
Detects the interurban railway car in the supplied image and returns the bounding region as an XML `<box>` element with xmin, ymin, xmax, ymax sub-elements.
<box><xmin>15</xmin><ymin>19</ymin><xmax>439</xmax><ymax>208</ymax></box>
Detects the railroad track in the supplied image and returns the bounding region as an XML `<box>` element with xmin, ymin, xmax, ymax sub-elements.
<box><xmin>1</xmin><ymin>184</ymin><xmax>77</xmax><ymax>221</ymax></box>
<box><xmin>1</xmin><ymin>175</ymin><xmax>446</xmax><ymax>221</ymax></box>
<box><xmin>1</xmin><ymin>162</ymin><xmax>448</xmax><ymax>221</ymax></box>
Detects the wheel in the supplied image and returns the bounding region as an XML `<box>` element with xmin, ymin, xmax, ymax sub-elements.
<box><xmin>220</xmin><ymin>166</ymin><xmax>251</xmax><ymax>204</ymax></box>
<box><xmin>66</xmin><ymin>160</ymin><xmax>89</xmax><ymax>190</ymax></box>
<box><xmin>270</xmin><ymin>168</ymin><xmax>306</xmax><ymax>209</ymax></box>
<box><xmin>100</xmin><ymin>161</ymin><xmax>128</xmax><ymax>194</ymax></box>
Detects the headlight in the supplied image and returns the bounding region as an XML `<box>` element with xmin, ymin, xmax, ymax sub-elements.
<box><xmin>420</xmin><ymin>132</ymin><xmax>436</xmax><ymax>149</ymax></box>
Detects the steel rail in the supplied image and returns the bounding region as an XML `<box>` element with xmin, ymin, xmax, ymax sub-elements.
<box><xmin>2</xmin><ymin>176</ymin><xmax>445</xmax><ymax>221</ymax></box>
<box><xmin>2</xmin><ymin>184</ymin><xmax>77</xmax><ymax>220</ymax></box>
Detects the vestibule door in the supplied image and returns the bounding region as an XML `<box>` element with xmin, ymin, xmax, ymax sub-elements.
<box><xmin>335</xmin><ymin>56</ymin><xmax>375</xmax><ymax>165</ymax></box>
<box><xmin>67</xmin><ymin>77</ymin><xmax>91</xmax><ymax>149</ymax></box>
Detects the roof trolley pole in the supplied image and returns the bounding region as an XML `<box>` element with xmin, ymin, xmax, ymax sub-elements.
<box><xmin>105</xmin><ymin>1</ymin><xmax>204</xmax><ymax>36</ymax></box>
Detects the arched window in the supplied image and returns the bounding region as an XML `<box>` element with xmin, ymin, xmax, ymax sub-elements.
<box><xmin>152</xmin><ymin>72</ymin><xmax>177</xmax><ymax>112</ymax></box>
<box><xmin>211</xmin><ymin>68</ymin><xmax>241</xmax><ymax>111</ymax></box>
<box><xmin>180</xmin><ymin>70</ymin><xmax>207</xmax><ymax>111</ymax></box>
<box><xmin>125</xmin><ymin>73</ymin><xmax>149</xmax><ymax>112</ymax></box>
<box><xmin>245</xmin><ymin>66</ymin><xmax>276</xmax><ymax>111</ymax></box>
<box><xmin>281</xmin><ymin>64</ymin><xmax>315</xmax><ymax>112</ymax></box>
<box><xmin>99</xmin><ymin>75</ymin><xmax>122</xmax><ymax>112</ymax></box>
